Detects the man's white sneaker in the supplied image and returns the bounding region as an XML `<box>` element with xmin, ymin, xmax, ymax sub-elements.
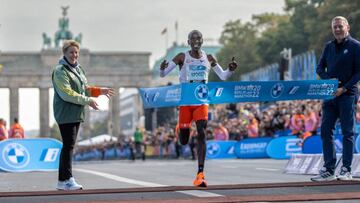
<box><xmin>56</xmin><ymin>177</ymin><xmax>83</xmax><ymax>190</ymax></box>
<box><xmin>310</xmin><ymin>167</ymin><xmax>336</xmax><ymax>182</ymax></box>
<box><xmin>337</xmin><ymin>167</ymin><xmax>352</xmax><ymax>181</ymax></box>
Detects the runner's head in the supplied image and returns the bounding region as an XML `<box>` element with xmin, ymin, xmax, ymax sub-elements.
<box><xmin>188</xmin><ymin>30</ymin><xmax>203</xmax><ymax>51</ymax></box>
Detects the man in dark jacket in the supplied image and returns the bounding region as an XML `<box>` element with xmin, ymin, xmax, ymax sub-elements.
<box><xmin>311</xmin><ymin>16</ymin><xmax>360</xmax><ymax>182</ymax></box>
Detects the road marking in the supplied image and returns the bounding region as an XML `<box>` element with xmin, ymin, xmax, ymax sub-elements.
<box><xmin>75</xmin><ymin>168</ymin><xmax>223</xmax><ymax>197</ymax></box>
<box><xmin>75</xmin><ymin>168</ymin><xmax>165</xmax><ymax>187</ymax></box>
<box><xmin>256</xmin><ymin>167</ymin><xmax>279</xmax><ymax>171</ymax></box>
<box><xmin>178</xmin><ymin>190</ymin><xmax>223</xmax><ymax>197</ymax></box>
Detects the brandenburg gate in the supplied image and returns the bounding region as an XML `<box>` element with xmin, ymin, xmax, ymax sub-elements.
<box><xmin>0</xmin><ymin>7</ymin><xmax>151</xmax><ymax>138</ymax></box>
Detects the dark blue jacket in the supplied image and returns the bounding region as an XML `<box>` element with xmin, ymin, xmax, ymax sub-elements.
<box><xmin>316</xmin><ymin>35</ymin><xmax>360</xmax><ymax>95</ymax></box>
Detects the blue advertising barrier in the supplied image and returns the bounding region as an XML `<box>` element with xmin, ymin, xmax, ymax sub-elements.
<box><xmin>235</xmin><ymin>137</ymin><xmax>272</xmax><ymax>159</ymax></box>
<box><xmin>302</xmin><ymin>135</ymin><xmax>343</xmax><ymax>154</ymax></box>
<box><xmin>355</xmin><ymin>135</ymin><xmax>360</xmax><ymax>153</ymax></box>
<box><xmin>0</xmin><ymin>139</ymin><xmax>62</xmax><ymax>172</ymax></box>
<box><xmin>206</xmin><ymin>141</ymin><xmax>237</xmax><ymax>159</ymax></box>
<box><xmin>266</xmin><ymin>136</ymin><xmax>302</xmax><ymax>159</ymax></box>
<box><xmin>139</xmin><ymin>80</ymin><xmax>337</xmax><ymax>108</ymax></box>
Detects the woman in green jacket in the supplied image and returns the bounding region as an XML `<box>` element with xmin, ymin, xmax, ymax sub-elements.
<box><xmin>52</xmin><ymin>40</ymin><xmax>114</xmax><ymax>190</ymax></box>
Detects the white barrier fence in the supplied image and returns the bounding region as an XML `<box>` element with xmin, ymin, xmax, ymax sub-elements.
<box><xmin>284</xmin><ymin>154</ymin><xmax>360</xmax><ymax>177</ymax></box>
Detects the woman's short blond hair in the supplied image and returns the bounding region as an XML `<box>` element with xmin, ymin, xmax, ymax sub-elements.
<box><xmin>62</xmin><ymin>40</ymin><xmax>80</xmax><ymax>54</ymax></box>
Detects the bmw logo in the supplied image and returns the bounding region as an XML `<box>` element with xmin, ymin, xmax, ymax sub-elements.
<box><xmin>206</xmin><ymin>142</ymin><xmax>221</xmax><ymax>158</ymax></box>
<box><xmin>194</xmin><ymin>84</ymin><xmax>209</xmax><ymax>101</ymax></box>
<box><xmin>271</xmin><ymin>83</ymin><xmax>284</xmax><ymax>98</ymax></box>
<box><xmin>2</xmin><ymin>143</ymin><xmax>30</xmax><ymax>169</ymax></box>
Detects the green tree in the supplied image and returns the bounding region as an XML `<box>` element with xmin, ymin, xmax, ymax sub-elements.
<box><xmin>217</xmin><ymin>0</ymin><xmax>360</xmax><ymax>80</ymax></box>
<box><xmin>211</xmin><ymin>20</ymin><xmax>260</xmax><ymax>81</ymax></box>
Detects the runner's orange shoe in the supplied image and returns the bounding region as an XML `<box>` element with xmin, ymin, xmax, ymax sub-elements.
<box><xmin>193</xmin><ymin>172</ymin><xmax>208</xmax><ymax>187</ymax></box>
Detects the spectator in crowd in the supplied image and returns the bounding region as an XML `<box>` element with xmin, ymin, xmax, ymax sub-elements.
<box><xmin>0</xmin><ymin>118</ymin><xmax>8</xmax><ymax>141</ymax></box>
<box><xmin>303</xmin><ymin>107</ymin><xmax>318</xmax><ymax>139</ymax></box>
<box><xmin>246</xmin><ymin>112</ymin><xmax>259</xmax><ymax>138</ymax></box>
<box><xmin>311</xmin><ymin>16</ymin><xmax>360</xmax><ymax>182</ymax></box>
<box><xmin>290</xmin><ymin>108</ymin><xmax>306</xmax><ymax>137</ymax></box>
<box><xmin>9</xmin><ymin>118</ymin><xmax>25</xmax><ymax>139</ymax></box>
<box><xmin>213</xmin><ymin>123</ymin><xmax>229</xmax><ymax>140</ymax></box>
<box><xmin>133</xmin><ymin>127</ymin><xmax>143</xmax><ymax>159</ymax></box>
<box><xmin>52</xmin><ymin>40</ymin><xmax>114</xmax><ymax>190</ymax></box>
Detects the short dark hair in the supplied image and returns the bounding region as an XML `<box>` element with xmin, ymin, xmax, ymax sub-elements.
<box><xmin>188</xmin><ymin>30</ymin><xmax>202</xmax><ymax>40</ymax></box>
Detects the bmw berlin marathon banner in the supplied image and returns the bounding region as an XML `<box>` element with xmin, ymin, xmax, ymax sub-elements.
<box><xmin>0</xmin><ymin>139</ymin><xmax>62</xmax><ymax>172</ymax></box>
<box><xmin>139</xmin><ymin>80</ymin><xmax>338</xmax><ymax>108</ymax></box>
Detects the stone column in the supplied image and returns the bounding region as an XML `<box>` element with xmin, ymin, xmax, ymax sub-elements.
<box><xmin>9</xmin><ymin>86</ymin><xmax>19</xmax><ymax>126</ymax></box>
<box><xmin>108</xmin><ymin>87</ymin><xmax>120</xmax><ymax>137</ymax></box>
<box><xmin>39</xmin><ymin>87</ymin><xmax>50</xmax><ymax>137</ymax></box>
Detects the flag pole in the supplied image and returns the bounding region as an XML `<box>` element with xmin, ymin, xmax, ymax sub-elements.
<box><xmin>175</xmin><ymin>21</ymin><xmax>178</xmax><ymax>45</ymax></box>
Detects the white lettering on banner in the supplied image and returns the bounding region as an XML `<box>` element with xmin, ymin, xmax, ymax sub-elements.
<box><xmin>215</xmin><ymin>88</ymin><xmax>223</xmax><ymax>97</ymax></box>
<box><xmin>240</xmin><ymin>143</ymin><xmax>267</xmax><ymax>150</ymax></box>
<box><xmin>288</xmin><ymin>86</ymin><xmax>300</xmax><ymax>95</ymax></box>
<box><xmin>227</xmin><ymin>146</ymin><xmax>235</xmax><ymax>154</ymax></box>
<box><xmin>152</xmin><ymin>92</ymin><xmax>160</xmax><ymax>102</ymax></box>
<box><xmin>285</xmin><ymin>138</ymin><xmax>302</xmax><ymax>156</ymax></box>
<box><xmin>165</xmin><ymin>88</ymin><xmax>181</xmax><ymax>102</ymax></box>
<box><xmin>239</xmin><ymin>142</ymin><xmax>267</xmax><ymax>154</ymax></box>
<box><xmin>234</xmin><ymin>85</ymin><xmax>261</xmax><ymax>98</ymax></box>
<box><xmin>43</xmin><ymin>148</ymin><xmax>59</xmax><ymax>162</ymax></box>
<box><xmin>307</xmin><ymin>83</ymin><xmax>335</xmax><ymax>96</ymax></box>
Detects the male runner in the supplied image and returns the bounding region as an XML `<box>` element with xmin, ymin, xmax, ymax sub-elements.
<box><xmin>160</xmin><ymin>30</ymin><xmax>237</xmax><ymax>187</ymax></box>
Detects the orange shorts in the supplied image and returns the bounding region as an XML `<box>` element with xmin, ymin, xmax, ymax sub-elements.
<box><xmin>179</xmin><ymin>105</ymin><xmax>208</xmax><ymax>128</ymax></box>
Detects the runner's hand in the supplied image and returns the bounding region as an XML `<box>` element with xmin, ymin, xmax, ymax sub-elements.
<box><xmin>228</xmin><ymin>57</ymin><xmax>237</xmax><ymax>71</ymax></box>
<box><xmin>160</xmin><ymin>60</ymin><xmax>168</xmax><ymax>70</ymax></box>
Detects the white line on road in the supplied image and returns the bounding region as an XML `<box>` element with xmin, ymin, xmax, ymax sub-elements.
<box><xmin>255</xmin><ymin>167</ymin><xmax>279</xmax><ymax>171</ymax></box>
<box><xmin>177</xmin><ymin>190</ymin><xmax>223</xmax><ymax>197</ymax></box>
<box><xmin>75</xmin><ymin>168</ymin><xmax>223</xmax><ymax>197</ymax></box>
<box><xmin>75</xmin><ymin>168</ymin><xmax>165</xmax><ymax>187</ymax></box>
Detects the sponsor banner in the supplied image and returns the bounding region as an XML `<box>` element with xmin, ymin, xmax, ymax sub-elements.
<box><xmin>266</xmin><ymin>136</ymin><xmax>302</xmax><ymax>159</ymax></box>
<box><xmin>234</xmin><ymin>137</ymin><xmax>272</xmax><ymax>158</ymax></box>
<box><xmin>0</xmin><ymin>139</ymin><xmax>62</xmax><ymax>172</ymax></box>
<box><xmin>139</xmin><ymin>80</ymin><xmax>338</xmax><ymax>108</ymax></box>
<box><xmin>302</xmin><ymin>135</ymin><xmax>343</xmax><ymax>154</ymax></box>
<box><xmin>206</xmin><ymin>141</ymin><xmax>237</xmax><ymax>159</ymax></box>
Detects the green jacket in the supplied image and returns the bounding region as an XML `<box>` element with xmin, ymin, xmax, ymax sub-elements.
<box><xmin>52</xmin><ymin>58</ymin><xmax>91</xmax><ymax>124</ymax></box>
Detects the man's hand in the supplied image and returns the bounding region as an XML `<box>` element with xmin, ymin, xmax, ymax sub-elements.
<box><xmin>333</xmin><ymin>87</ymin><xmax>346</xmax><ymax>97</ymax></box>
<box><xmin>101</xmin><ymin>88</ymin><xmax>115</xmax><ymax>99</ymax></box>
<box><xmin>89</xmin><ymin>98</ymin><xmax>99</xmax><ymax>110</ymax></box>
<box><xmin>160</xmin><ymin>60</ymin><xmax>168</xmax><ymax>70</ymax></box>
<box><xmin>228</xmin><ymin>57</ymin><xmax>237</xmax><ymax>71</ymax></box>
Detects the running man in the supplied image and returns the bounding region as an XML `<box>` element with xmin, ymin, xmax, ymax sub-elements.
<box><xmin>160</xmin><ymin>30</ymin><xmax>237</xmax><ymax>187</ymax></box>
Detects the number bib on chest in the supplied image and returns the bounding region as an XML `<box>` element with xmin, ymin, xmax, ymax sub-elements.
<box><xmin>186</xmin><ymin>65</ymin><xmax>208</xmax><ymax>81</ymax></box>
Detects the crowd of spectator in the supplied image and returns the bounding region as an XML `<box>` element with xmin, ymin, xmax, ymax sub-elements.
<box><xmin>74</xmin><ymin>99</ymin><xmax>360</xmax><ymax>161</ymax></box>
<box><xmin>0</xmin><ymin>118</ymin><xmax>25</xmax><ymax>140</ymax></box>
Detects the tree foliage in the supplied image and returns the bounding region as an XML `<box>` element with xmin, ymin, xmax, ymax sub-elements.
<box><xmin>215</xmin><ymin>0</ymin><xmax>360</xmax><ymax>81</ymax></box>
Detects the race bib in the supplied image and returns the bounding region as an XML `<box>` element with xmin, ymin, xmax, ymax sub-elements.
<box><xmin>187</xmin><ymin>65</ymin><xmax>208</xmax><ymax>81</ymax></box>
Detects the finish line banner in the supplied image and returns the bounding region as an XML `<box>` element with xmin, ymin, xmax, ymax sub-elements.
<box><xmin>139</xmin><ymin>80</ymin><xmax>338</xmax><ymax>108</ymax></box>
